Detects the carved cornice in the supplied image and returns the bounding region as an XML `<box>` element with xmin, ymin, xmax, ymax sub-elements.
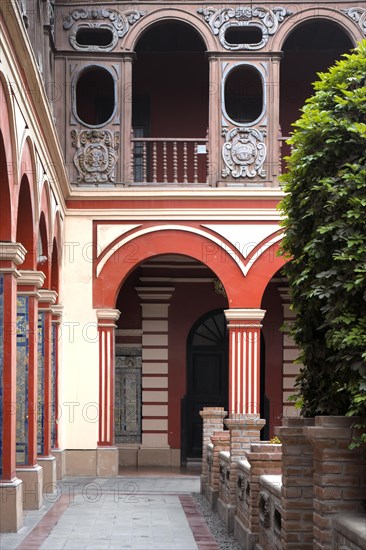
<box><xmin>341</xmin><ymin>8</ymin><xmax>366</xmax><ymax>34</ymax></box>
<box><xmin>198</xmin><ymin>6</ymin><xmax>292</xmax><ymax>50</ymax></box>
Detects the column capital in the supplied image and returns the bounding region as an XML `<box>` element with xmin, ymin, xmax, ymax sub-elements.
<box><xmin>136</xmin><ymin>286</ymin><xmax>175</xmax><ymax>302</ymax></box>
<box><xmin>52</xmin><ymin>304</ymin><xmax>63</xmax><ymax>322</ymax></box>
<box><xmin>0</xmin><ymin>242</ymin><xmax>27</xmax><ymax>265</ymax></box>
<box><xmin>200</xmin><ymin>407</ymin><xmax>227</xmax><ymax>421</ymax></box>
<box><xmin>96</xmin><ymin>308</ymin><xmax>120</xmax><ymax>323</ymax></box>
<box><xmin>224</xmin><ymin>308</ymin><xmax>266</xmax><ymax>323</ymax></box>
<box><xmin>38</xmin><ymin>290</ymin><xmax>58</xmax><ymax>307</ymax></box>
<box><xmin>225</xmin><ymin>413</ymin><xmax>266</xmax><ymax>432</ymax></box>
<box><xmin>17</xmin><ymin>270</ymin><xmax>46</xmax><ymax>288</ymax></box>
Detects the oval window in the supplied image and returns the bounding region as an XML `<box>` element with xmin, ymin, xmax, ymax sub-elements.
<box><xmin>76</xmin><ymin>67</ymin><xmax>115</xmax><ymax>126</ymax></box>
<box><xmin>225</xmin><ymin>66</ymin><xmax>263</xmax><ymax>124</ymax></box>
<box><xmin>76</xmin><ymin>28</ymin><xmax>114</xmax><ymax>47</ymax></box>
<box><xmin>225</xmin><ymin>26</ymin><xmax>263</xmax><ymax>46</ymax></box>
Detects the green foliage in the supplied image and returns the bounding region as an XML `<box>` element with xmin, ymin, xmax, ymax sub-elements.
<box><xmin>279</xmin><ymin>41</ymin><xmax>366</xmax><ymax>442</ymax></box>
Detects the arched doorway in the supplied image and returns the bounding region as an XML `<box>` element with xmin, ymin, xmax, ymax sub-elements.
<box><xmin>132</xmin><ymin>21</ymin><xmax>209</xmax><ymax>183</ymax></box>
<box><xmin>183</xmin><ymin>310</ymin><xmax>228</xmax><ymax>462</ymax></box>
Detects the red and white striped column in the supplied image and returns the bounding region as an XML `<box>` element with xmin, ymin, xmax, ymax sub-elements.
<box><xmin>224</xmin><ymin>308</ymin><xmax>266</xmax><ymax>415</ymax></box>
<box><xmin>96</xmin><ymin>309</ymin><xmax>120</xmax><ymax>447</ymax></box>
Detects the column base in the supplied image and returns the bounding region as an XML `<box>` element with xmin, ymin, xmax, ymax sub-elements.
<box><xmin>97</xmin><ymin>447</ymin><xmax>118</xmax><ymax>477</ymax></box>
<box><xmin>37</xmin><ymin>456</ymin><xmax>56</xmax><ymax>493</ymax></box>
<box><xmin>217</xmin><ymin>497</ymin><xmax>236</xmax><ymax>533</ymax></box>
<box><xmin>117</xmin><ymin>444</ymin><xmax>139</xmax><ymax>467</ymax></box>
<box><xmin>16</xmin><ymin>466</ymin><xmax>43</xmax><ymax>509</ymax></box>
<box><xmin>233</xmin><ymin>516</ymin><xmax>257</xmax><ymax>550</ymax></box>
<box><xmin>0</xmin><ymin>479</ymin><xmax>23</xmax><ymax>532</ymax></box>
<box><xmin>205</xmin><ymin>485</ymin><xmax>218</xmax><ymax>511</ymax></box>
<box><xmin>137</xmin><ymin>446</ymin><xmax>175</xmax><ymax>467</ymax></box>
<box><xmin>52</xmin><ymin>449</ymin><xmax>66</xmax><ymax>480</ymax></box>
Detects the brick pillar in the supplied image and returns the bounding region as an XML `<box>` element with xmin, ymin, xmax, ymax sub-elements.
<box><xmin>207</xmin><ymin>430</ymin><xmax>230</xmax><ymax>509</ymax></box>
<box><xmin>224</xmin><ymin>309</ymin><xmax>266</xmax><ymax>414</ymax></box>
<box><xmin>220</xmin><ymin>414</ymin><xmax>265</xmax><ymax>531</ymax></box>
<box><xmin>200</xmin><ymin>407</ymin><xmax>227</xmax><ymax>493</ymax></box>
<box><xmin>245</xmin><ymin>443</ymin><xmax>282</xmax><ymax>535</ymax></box>
<box><xmin>96</xmin><ymin>308</ymin><xmax>120</xmax><ymax>476</ymax></box>
<box><xmin>16</xmin><ymin>270</ymin><xmax>45</xmax><ymax>509</ymax></box>
<box><xmin>275</xmin><ymin>417</ymin><xmax>315</xmax><ymax>549</ymax></box>
<box><xmin>304</xmin><ymin>416</ymin><xmax>366</xmax><ymax>550</ymax></box>
<box><xmin>0</xmin><ymin>242</ymin><xmax>26</xmax><ymax>532</ymax></box>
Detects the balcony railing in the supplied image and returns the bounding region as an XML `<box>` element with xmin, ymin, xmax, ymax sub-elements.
<box><xmin>131</xmin><ymin>136</ymin><xmax>209</xmax><ymax>185</ymax></box>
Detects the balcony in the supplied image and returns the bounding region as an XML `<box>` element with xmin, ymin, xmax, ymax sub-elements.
<box><xmin>131</xmin><ymin>135</ymin><xmax>209</xmax><ymax>185</ymax></box>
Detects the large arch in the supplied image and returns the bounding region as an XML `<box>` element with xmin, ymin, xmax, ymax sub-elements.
<box><xmin>272</xmin><ymin>7</ymin><xmax>360</xmax><ymax>51</ymax></box>
<box><xmin>0</xmin><ymin>131</ymin><xmax>12</xmax><ymax>241</ymax></box>
<box><xmin>15</xmin><ymin>175</ymin><xmax>36</xmax><ymax>270</ymax></box>
<box><xmin>123</xmin><ymin>8</ymin><xmax>217</xmax><ymax>52</ymax></box>
<box><xmin>94</xmin><ymin>227</ymin><xmax>286</xmax><ymax>309</ymax></box>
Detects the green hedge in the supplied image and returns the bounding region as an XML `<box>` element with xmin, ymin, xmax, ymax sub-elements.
<box><xmin>279</xmin><ymin>40</ymin><xmax>366</xmax><ymax>445</ymax></box>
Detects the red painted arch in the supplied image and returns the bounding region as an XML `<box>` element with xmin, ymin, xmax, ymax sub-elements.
<box><xmin>93</xmin><ymin>228</ymin><xmax>287</xmax><ymax>309</ymax></box>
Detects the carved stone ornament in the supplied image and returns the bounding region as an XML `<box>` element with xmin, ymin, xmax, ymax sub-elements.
<box><xmin>197</xmin><ymin>6</ymin><xmax>292</xmax><ymax>50</ymax></box>
<box><xmin>222</xmin><ymin>127</ymin><xmax>266</xmax><ymax>179</ymax></box>
<box><xmin>259</xmin><ymin>492</ymin><xmax>271</xmax><ymax>529</ymax></box>
<box><xmin>342</xmin><ymin>8</ymin><xmax>366</xmax><ymax>34</ymax></box>
<box><xmin>63</xmin><ymin>8</ymin><xmax>147</xmax><ymax>51</ymax></box>
<box><xmin>72</xmin><ymin>129</ymin><xmax>119</xmax><ymax>183</ymax></box>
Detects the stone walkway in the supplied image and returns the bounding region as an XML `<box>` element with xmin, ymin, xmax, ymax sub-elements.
<box><xmin>0</xmin><ymin>473</ymin><xmax>219</xmax><ymax>550</ymax></box>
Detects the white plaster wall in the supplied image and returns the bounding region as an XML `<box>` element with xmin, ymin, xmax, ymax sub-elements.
<box><xmin>59</xmin><ymin>216</ymin><xmax>99</xmax><ymax>449</ymax></box>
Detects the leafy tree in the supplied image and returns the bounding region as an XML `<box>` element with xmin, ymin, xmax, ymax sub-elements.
<box><xmin>279</xmin><ymin>40</ymin><xmax>366</xmax><ymax>444</ymax></box>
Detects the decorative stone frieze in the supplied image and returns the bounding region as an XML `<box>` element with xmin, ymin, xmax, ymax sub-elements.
<box><xmin>341</xmin><ymin>8</ymin><xmax>366</xmax><ymax>34</ymax></box>
<box><xmin>198</xmin><ymin>6</ymin><xmax>292</xmax><ymax>50</ymax></box>
<box><xmin>72</xmin><ymin>129</ymin><xmax>119</xmax><ymax>183</ymax></box>
<box><xmin>222</xmin><ymin>127</ymin><xmax>266</xmax><ymax>179</ymax></box>
<box><xmin>63</xmin><ymin>8</ymin><xmax>147</xmax><ymax>51</ymax></box>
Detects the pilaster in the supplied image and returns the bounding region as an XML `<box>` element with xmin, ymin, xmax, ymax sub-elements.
<box><xmin>0</xmin><ymin>242</ymin><xmax>26</xmax><ymax>531</ymax></box>
<box><xmin>37</xmin><ymin>289</ymin><xmax>57</xmax><ymax>492</ymax></box>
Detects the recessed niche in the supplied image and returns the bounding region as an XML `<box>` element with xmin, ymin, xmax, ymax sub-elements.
<box><xmin>225</xmin><ymin>65</ymin><xmax>263</xmax><ymax>124</ymax></box>
<box><xmin>225</xmin><ymin>26</ymin><xmax>263</xmax><ymax>46</ymax></box>
<box><xmin>76</xmin><ymin>67</ymin><xmax>115</xmax><ymax>126</ymax></box>
<box><xmin>76</xmin><ymin>28</ymin><xmax>114</xmax><ymax>47</ymax></box>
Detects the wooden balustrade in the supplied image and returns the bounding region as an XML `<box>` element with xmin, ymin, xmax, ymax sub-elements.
<box><xmin>131</xmin><ymin>136</ymin><xmax>209</xmax><ymax>184</ymax></box>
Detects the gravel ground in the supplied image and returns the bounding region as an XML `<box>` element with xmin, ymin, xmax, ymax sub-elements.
<box><xmin>192</xmin><ymin>493</ymin><xmax>242</xmax><ymax>550</ymax></box>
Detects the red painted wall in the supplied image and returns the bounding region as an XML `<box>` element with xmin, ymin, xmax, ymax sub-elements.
<box><xmin>261</xmin><ymin>281</ymin><xmax>284</xmax><ymax>438</ymax></box>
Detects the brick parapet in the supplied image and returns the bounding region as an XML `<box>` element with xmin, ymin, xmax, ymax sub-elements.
<box><xmin>304</xmin><ymin>416</ymin><xmax>366</xmax><ymax>550</ymax></box>
<box><xmin>244</xmin><ymin>443</ymin><xmax>282</xmax><ymax>535</ymax></box>
<box><xmin>275</xmin><ymin>417</ymin><xmax>315</xmax><ymax>549</ymax></box>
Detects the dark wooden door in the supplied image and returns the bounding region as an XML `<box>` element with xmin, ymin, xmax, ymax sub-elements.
<box><xmin>185</xmin><ymin>310</ymin><xmax>228</xmax><ymax>459</ymax></box>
